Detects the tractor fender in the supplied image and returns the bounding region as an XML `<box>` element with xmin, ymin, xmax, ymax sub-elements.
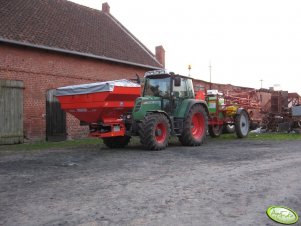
<box><xmin>145</xmin><ymin>110</ymin><xmax>173</xmax><ymax>130</ymax></box>
<box><xmin>173</xmin><ymin>99</ymin><xmax>208</xmax><ymax>118</ymax></box>
<box><xmin>184</xmin><ymin>100</ymin><xmax>209</xmax><ymax>118</ymax></box>
<box><xmin>235</xmin><ymin>108</ymin><xmax>249</xmax><ymax>118</ymax></box>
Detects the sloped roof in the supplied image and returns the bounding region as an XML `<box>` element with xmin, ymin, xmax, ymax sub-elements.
<box><xmin>0</xmin><ymin>0</ymin><xmax>162</xmax><ymax>69</ymax></box>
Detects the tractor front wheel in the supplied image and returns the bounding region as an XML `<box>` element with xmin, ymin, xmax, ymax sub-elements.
<box><xmin>102</xmin><ymin>136</ymin><xmax>131</xmax><ymax>148</ymax></box>
<box><xmin>179</xmin><ymin>104</ymin><xmax>208</xmax><ymax>146</ymax></box>
<box><xmin>139</xmin><ymin>114</ymin><xmax>170</xmax><ymax>150</ymax></box>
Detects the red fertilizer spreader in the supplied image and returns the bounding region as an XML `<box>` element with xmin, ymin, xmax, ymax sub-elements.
<box><xmin>56</xmin><ymin>79</ymin><xmax>141</xmax><ymax>138</ymax></box>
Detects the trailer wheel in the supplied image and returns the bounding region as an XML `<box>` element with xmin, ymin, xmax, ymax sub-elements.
<box><xmin>235</xmin><ymin>110</ymin><xmax>250</xmax><ymax>138</ymax></box>
<box><xmin>208</xmin><ymin>124</ymin><xmax>223</xmax><ymax>137</ymax></box>
<box><xmin>139</xmin><ymin>113</ymin><xmax>170</xmax><ymax>150</ymax></box>
<box><xmin>102</xmin><ymin>136</ymin><xmax>131</xmax><ymax>148</ymax></box>
<box><xmin>179</xmin><ymin>104</ymin><xmax>208</xmax><ymax>146</ymax></box>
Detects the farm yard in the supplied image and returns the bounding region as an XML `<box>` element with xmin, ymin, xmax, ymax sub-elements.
<box><xmin>1</xmin><ymin>1</ymin><xmax>301</xmax><ymax>225</ymax></box>
<box><xmin>0</xmin><ymin>136</ymin><xmax>300</xmax><ymax>226</ymax></box>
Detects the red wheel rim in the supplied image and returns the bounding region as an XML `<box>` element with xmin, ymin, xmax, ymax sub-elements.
<box><xmin>155</xmin><ymin>123</ymin><xmax>167</xmax><ymax>144</ymax></box>
<box><xmin>191</xmin><ymin>112</ymin><xmax>205</xmax><ymax>139</ymax></box>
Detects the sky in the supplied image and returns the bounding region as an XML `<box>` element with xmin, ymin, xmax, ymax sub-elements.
<box><xmin>69</xmin><ymin>0</ymin><xmax>301</xmax><ymax>93</ymax></box>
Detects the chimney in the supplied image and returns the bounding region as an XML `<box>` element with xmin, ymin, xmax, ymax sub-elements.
<box><xmin>102</xmin><ymin>2</ymin><xmax>110</xmax><ymax>14</ymax></box>
<box><xmin>155</xmin><ymin>45</ymin><xmax>165</xmax><ymax>68</ymax></box>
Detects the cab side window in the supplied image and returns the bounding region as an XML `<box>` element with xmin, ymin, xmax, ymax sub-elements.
<box><xmin>173</xmin><ymin>78</ymin><xmax>188</xmax><ymax>98</ymax></box>
<box><xmin>186</xmin><ymin>79</ymin><xmax>195</xmax><ymax>98</ymax></box>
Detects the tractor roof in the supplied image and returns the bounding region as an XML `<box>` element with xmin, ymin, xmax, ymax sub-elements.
<box><xmin>144</xmin><ymin>70</ymin><xmax>192</xmax><ymax>79</ymax></box>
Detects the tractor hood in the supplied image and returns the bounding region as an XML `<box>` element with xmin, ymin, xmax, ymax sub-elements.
<box><xmin>132</xmin><ymin>96</ymin><xmax>162</xmax><ymax>120</ymax></box>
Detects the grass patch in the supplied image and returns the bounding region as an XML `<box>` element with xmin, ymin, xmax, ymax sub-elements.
<box><xmin>247</xmin><ymin>132</ymin><xmax>301</xmax><ymax>140</ymax></box>
<box><xmin>217</xmin><ymin>132</ymin><xmax>301</xmax><ymax>141</ymax></box>
<box><xmin>1</xmin><ymin>132</ymin><xmax>300</xmax><ymax>152</ymax></box>
<box><xmin>0</xmin><ymin>138</ymin><xmax>101</xmax><ymax>152</ymax></box>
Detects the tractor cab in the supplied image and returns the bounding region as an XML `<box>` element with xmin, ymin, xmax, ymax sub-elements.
<box><xmin>142</xmin><ymin>70</ymin><xmax>195</xmax><ymax>114</ymax></box>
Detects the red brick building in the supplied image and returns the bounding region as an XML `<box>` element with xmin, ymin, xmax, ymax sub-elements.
<box><xmin>0</xmin><ymin>0</ymin><xmax>164</xmax><ymax>143</ymax></box>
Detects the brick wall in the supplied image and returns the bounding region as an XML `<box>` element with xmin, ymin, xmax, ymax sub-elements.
<box><xmin>0</xmin><ymin>44</ymin><xmax>148</xmax><ymax>141</ymax></box>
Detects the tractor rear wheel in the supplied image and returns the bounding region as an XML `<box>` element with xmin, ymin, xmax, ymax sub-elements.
<box><xmin>139</xmin><ymin>113</ymin><xmax>170</xmax><ymax>150</ymax></box>
<box><xmin>208</xmin><ymin>124</ymin><xmax>223</xmax><ymax>137</ymax></box>
<box><xmin>235</xmin><ymin>110</ymin><xmax>250</xmax><ymax>138</ymax></box>
<box><xmin>179</xmin><ymin>104</ymin><xmax>208</xmax><ymax>146</ymax></box>
<box><xmin>102</xmin><ymin>136</ymin><xmax>131</xmax><ymax>148</ymax></box>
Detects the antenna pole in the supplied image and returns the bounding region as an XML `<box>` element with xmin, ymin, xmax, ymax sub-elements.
<box><xmin>188</xmin><ymin>64</ymin><xmax>191</xmax><ymax>77</ymax></box>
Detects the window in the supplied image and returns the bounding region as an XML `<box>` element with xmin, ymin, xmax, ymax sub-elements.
<box><xmin>144</xmin><ymin>77</ymin><xmax>171</xmax><ymax>98</ymax></box>
<box><xmin>173</xmin><ymin>78</ymin><xmax>194</xmax><ymax>98</ymax></box>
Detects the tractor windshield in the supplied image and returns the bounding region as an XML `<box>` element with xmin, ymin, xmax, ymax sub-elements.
<box><xmin>144</xmin><ymin>76</ymin><xmax>171</xmax><ymax>98</ymax></box>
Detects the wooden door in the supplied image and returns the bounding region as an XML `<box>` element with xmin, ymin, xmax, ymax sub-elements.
<box><xmin>0</xmin><ymin>80</ymin><xmax>24</xmax><ymax>144</ymax></box>
<box><xmin>46</xmin><ymin>89</ymin><xmax>66</xmax><ymax>141</ymax></box>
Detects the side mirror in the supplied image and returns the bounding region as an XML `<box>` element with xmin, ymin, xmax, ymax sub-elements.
<box><xmin>174</xmin><ymin>76</ymin><xmax>181</xmax><ymax>87</ymax></box>
<box><xmin>135</xmin><ymin>74</ymin><xmax>141</xmax><ymax>84</ymax></box>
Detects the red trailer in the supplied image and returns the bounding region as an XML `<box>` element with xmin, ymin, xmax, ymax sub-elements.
<box><xmin>56</xmin><ymin>80</ymin><xmax>141</xmax><ymax>138</ymax></box>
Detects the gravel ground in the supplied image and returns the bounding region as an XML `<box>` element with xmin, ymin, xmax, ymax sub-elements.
<box><xmin>0</xmin><ymin>138</ymin><xmax>300</xmax><ymax>226</ymax></box>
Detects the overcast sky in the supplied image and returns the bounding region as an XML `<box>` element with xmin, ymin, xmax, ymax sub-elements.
<box><xmin>69</xmin><ymin>0</ymin><xmax>301</xmax><ymax>93</ymax></box>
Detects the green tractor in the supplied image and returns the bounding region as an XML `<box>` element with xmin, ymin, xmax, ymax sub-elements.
<box><xmin>130</xmin><ymin>70</ymin><xmax>209</xmax><ymax>150</ymax></box>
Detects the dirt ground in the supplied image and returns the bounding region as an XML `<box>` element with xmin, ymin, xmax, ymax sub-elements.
<box><xmin>0</xmin><ymin>138</ymin><xmax>300</xmax><ymax>226</ymax></box>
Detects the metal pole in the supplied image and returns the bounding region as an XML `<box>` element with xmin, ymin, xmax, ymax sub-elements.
<box><xmin>209</xmin><ymin>61</ymin><xmax>212</xmax><ymax>89</ymax></box>
<box><xmin>260</xmin><ymin>79</ymin><xmax>262</xmax><ymax>88</ymax></box>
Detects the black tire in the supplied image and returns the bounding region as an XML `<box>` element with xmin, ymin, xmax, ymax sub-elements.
<box><xmin>209</xmin><ymin>124</ymin><xmax>223</xmax><ymax>137</ymax></box>
<box><xmin>235</xmin><ymin>110</ymin><xmax>250</xmax><ymax>138</ymax></box>
<box><xmin>102</xmin><ymin>136</ymin><xmax>131</xmax><ymax>148</ymax></box>
<box><xmin>222</xmin><ymin>124</ymin><xmax>235</xmax><ymax>134</ymax></box>
<box><xmin>139</xmin><ymin>113</ymin><xmax>170</xmax><ymax>150</ymax></box>
<box><xmin>179</xmin><ymin>104</ymin><xmax>208</xmax><ymax>146</ymax></box>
